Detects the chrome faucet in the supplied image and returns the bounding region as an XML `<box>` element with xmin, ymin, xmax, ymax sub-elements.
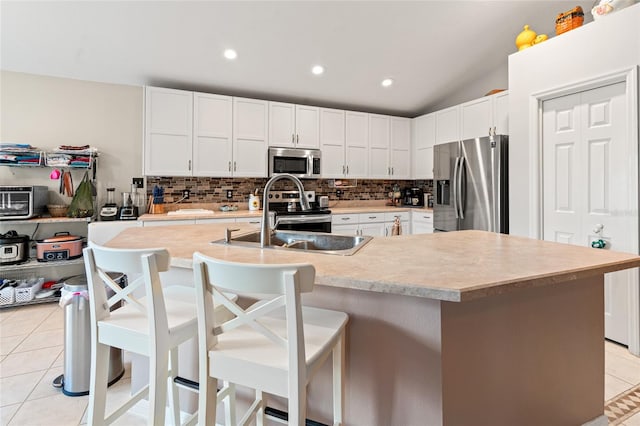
<box><xmin>261</xmin><ymin>174</ymin><xmax>310</xmax><ymax>247</ymax></box>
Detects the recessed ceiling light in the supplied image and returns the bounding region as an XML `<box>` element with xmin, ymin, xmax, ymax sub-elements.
<box><xmin>223</xmin><ymin>49</ymin><xmax>237</xmax><ymax>60</ymax></box>
<box><xmin>312</xmin><ymin>65</ymin><xmax>324</xmax><ymax>75</ymax></box>
<box><xmin>381</xmin><ymin>78</ymin><xmax>394</xmax><ymax>87</ymax></box>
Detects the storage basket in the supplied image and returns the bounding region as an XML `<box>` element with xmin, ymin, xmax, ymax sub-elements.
<box><xmin>14</xmin><ymin>278</ymin><xmax>44</xmax><ymax>303</ymax></box>
<box><xmin>0</xmin><ymin>287</ymin><xmax>15</xmax><ymax>306</ymax></box>
<box><xmin>555</xmin><ymin>6</ymin><xmax>584</xmax><ymax>35</ymax></box>
<box><xmin>47</xmin><ymin>204</ymin><xmax>69</xmax><ymax>217</ymax></box>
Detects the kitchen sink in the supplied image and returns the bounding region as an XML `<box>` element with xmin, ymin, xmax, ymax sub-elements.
<box><xmin>211</xmin><ymin>230</ymin><xmax>372</xmax><ymax>256</ymax></box>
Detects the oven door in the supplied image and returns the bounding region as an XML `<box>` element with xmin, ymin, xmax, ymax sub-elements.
<box><xmin>274</xmin><ymin>215</ymin><xmax>332</xmax><ymax>233</ymax></box>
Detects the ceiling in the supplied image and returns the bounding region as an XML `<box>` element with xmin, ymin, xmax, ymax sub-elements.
<box><xmin>1</xmin><ymin>1</ymin><xmax>595</xmax><ymax>117</ymax></box>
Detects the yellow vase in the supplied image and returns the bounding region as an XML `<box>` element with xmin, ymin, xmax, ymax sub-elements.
<box><xmin>515</xmin><ymin>25</ymin><xmax>537</xmax><ymax>51</ymax></box>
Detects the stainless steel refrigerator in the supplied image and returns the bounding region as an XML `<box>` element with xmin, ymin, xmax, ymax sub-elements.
<box><xmin>433</xmin><ymin>135</ymin><xmax>508</xmax><ymax>233</ymax></box>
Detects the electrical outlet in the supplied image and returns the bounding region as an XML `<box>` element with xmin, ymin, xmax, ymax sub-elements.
<box><xmin>336</xmin><ymin>189</ymin><xmax>343</xmax><ymax>197</ymax></box>
<box><xmin>182</xmin><ymin>190</ymin><xmax>190</xmax><ymax>200</ymax></box>
<box><xmin>226</xmin><ymin>190</ymin><xmax>233</xmax><ymax>199</ymax></box>
<box><xmin>132</xmin><ymin>177</ymin><xmax>144</xmax><ymax>188</ymax></box>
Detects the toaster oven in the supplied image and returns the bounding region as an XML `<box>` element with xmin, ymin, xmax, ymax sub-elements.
<box><xmin>0</xmin><ymin>186</ymin><xmax>48</xmax><ymax>220</ymax></box>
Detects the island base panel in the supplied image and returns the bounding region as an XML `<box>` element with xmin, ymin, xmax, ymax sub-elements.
<box><xmin>441</xmin><ymin>275</ymin><xmax>604</xmax><ymax>426</ymax></box>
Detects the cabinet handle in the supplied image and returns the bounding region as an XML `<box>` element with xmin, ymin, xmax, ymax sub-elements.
<box><xmin>341</xmin><ymin>217</ymin><xmax>350</xmax><ymax>221</ymax></box>
<box><xmin>296</xmin><ymin>134</ymin><xmax>299</xmax><ymax>144</ymax></box>
<box><xmin>292</xmin><ymin>134</ymin><xmax>295</xmax><ymax>144</ymax></box>
<box><xmin>233</xmin><ymin>161</ymin><xmax>237</xmax><ymax>171</ymax></box>
<box><xmin>346</xmin><ymin>165</ymin><xmax>349</xmax><ymax>174</ymax></box>
<box><xmin>387</xmin><ymin>167</ymin><xmax>390</xmax><ymax>175</ymax></box>
<box><xmin>368</xmin><ymin>216</ymin><xmax>377</xmax><ymax>219</ymax></box>
<box><xmin>342</xmin><ymin>165</ymin><xmax>345</xmax><ymax>174</ymax></box>
<box><xmin>188</xmin><ymin>160</ymin><xmax>192</xmax><ymax>171</ymax></box>
<box><xmin>391</xmin><ymin>167</ymin><xmax>394</xmax><ymax>175</ymax></box>
<box><xmin>228</xmin><ymin>161</ymin><xmax>231</xmax><ymax>172</ymax></box>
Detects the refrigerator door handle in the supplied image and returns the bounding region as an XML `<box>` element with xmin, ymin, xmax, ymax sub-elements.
<box><xmin>457</xmin><ymin>156</ymin><xmax>465</xmax><ymax>220</ymax></box>
<box><xmin>452</xmin><ymin>156</ymin><xmax>460</xmax><ymax>219</ymax></box>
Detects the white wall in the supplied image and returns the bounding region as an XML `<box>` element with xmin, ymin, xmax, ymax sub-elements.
<box><xmin>507</xmin><ymin>4</ymin><xmax>640</xmax><ymax>238</ymax></box>
<box><xmin>0</xmin><ymin>71</ymin><xmax>143</xmax><ymax>206</ymax></box>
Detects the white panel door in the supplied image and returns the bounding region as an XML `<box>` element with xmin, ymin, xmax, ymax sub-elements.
<box><xmin>295</xmin><ymin>104</ymin><xmax>320</xmax><ymax>148</ymax></box>
<box><xmin>268</xmin><ymin>101</ymin><xmax>295</xmax><ymax>147</ymax></box>
<box><xmin>320</xmin><ymin>108</ymin><xmax>346</xmax><ymax>178</ymax></box>
<box><xmin>144</xmin><ymin>87</ymin><xmax>193</xmax><ymax>176</ymax></box>
<box><xmin>345</xmin><ymin>111</ymin><xmax>368</xmax><ymax>178</ymax></box>
<box><xmin>390</xmin><ymin>116</ymin><xmax>411</xmax><ymax>179</ymax></box>
<box><xmin>193</xmin><ymin>93</ymin><xmax>232</xmax><ymax>176</ymax></box>
<box><xmin>233</xmin><ymin>97</ymin><xmax>268</xmax><ymax>177</ymax></box>
<box><xmin>543</xmin><ymin>82</ymin><xmax>636</xmax><ymax>345</ymax></box>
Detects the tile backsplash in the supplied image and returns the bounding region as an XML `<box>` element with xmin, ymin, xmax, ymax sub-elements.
<box><xmin>146</xmin><ymin>177</ymin><xmax>434</xmax><ymax>204</ymax></box>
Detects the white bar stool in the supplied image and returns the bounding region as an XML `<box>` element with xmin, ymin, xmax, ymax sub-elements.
<box><xmin>193</xmin><ymin>252</ymin><xmax>349</xmax><ymax>426</ymax></box>
<box><xmin>84</xmin><ymin>244</ymin><xmax>235</xmax><ymax>426</ymax></box>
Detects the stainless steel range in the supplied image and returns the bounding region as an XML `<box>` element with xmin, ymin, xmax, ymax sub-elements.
<box><xmin>267</xmin><ymin>190</ymin><xmax>331</xmax><ymax>233</ymax></box>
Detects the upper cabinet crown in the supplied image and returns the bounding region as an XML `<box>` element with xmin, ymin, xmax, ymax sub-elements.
<box><xmin>268</xmin><ymin>102</ymin><xmax>320</xmax><ymax>149</ymax></box>
<box><xmin>143</xmin><ymin>87</ymin><xmax>267</xmax><ymax>177</ymax></box>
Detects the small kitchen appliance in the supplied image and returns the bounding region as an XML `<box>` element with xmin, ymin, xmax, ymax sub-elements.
<box><xmin>403</xmin><ymin>188</ymin><xmax>424</xmax><ymax>207</ymax></box>
<box><xmin>99</xmin><ymin>188</ymin><xmax>118</xmax><ymax>221</ymax></box>
<box><xmin>118</xmin><ymin>191</ymin><xmax>139</xmax><ymax>220</ymax></box>
<box><xmin>36</xmin><ymin>232</ymin><xmax>84</xmax><ymax>262</ymax></box>
<box><xmin>0</xmin><ymin>230</ymin><xmax>30</xmax><ymax>265</ymax></box>
<box><xmin>0</xmin><ymin>185</ymin><xmax>48</xmax><ymax>220</ymax></box>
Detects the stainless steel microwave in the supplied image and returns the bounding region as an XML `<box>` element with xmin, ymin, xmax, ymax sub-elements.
<box><xmin>268</xmin><ymin>147</ymin><xmax>321</xmax><ymax>179</ymax></box>
<box><xmin>0</xmin><ymin>186</ymin><xmax>48</xmax><ymax>220</ymax></box>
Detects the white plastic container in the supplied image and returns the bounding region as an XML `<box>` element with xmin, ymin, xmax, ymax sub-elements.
<box><xmin>249</xmin><ymin>194</ymin><xmax>260</xmax><ymax>211</ymax></box>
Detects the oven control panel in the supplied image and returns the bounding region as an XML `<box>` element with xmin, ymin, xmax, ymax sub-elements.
<box><xmin>267</xmin><ymin>190</ymin><xmax>315</xmax><ymax>203</ymax></box>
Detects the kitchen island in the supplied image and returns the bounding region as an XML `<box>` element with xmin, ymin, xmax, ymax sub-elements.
<box><xmin>106</xmin><ymin>223</ymin><xmax>640</xmax><ymax>426</ymax></box>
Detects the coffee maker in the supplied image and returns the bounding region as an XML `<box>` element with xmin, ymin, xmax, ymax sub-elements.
<box><xmin>403</xmin><ymin>187</ymin><xmax>425</xmax><ymax>207</ymax></box>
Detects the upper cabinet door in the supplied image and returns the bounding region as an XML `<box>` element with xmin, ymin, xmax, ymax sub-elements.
<box><xmin>268</xmin><ymin>101</ymin><xmax>295</xmax><ymax>147</ymax></box>
<box><xmin>193</xmin><ymin>93</ymin><xmax>233</xmax><ymax>177</ymax></box>
<box><xmin>368</xmin><ymin>114</ymin><xmax>390</xmax><ymax>178</ymax></box>
<box><xmin>493</xmin><ymin>91</ymin><xmax>509</xmax><ymax>135</ymax></box>
<box><xmin>234</xmin><ymin>97</ymin><xmax>268</xmax><ymax>177</ymax></box>
<box><xmin>294</xmin><ymin>104</ymin><xmax>320</xmax><ymax>149</ymax></box>
<box><xmin>390</xmin><ymin>116</ymin><xmax>411</xmax><ymax>179</ymax></box>
<box><xmin>345</xmin><ymin>111</ymin><xmax>368</xmax><ymax>178</ymax></box>
<box><xmin>461</xmin><ymin>97</ymin><xmax>492</xmax><ymax>140</ymax></box>
<box><xmin>320</xmin><ymin>108</ymin><xmax>346</xmax><ymax>178</ymax></box>
<box><xmin>412</xmin><ymin>113</ymin><xmax>436</xmax><ymax>180</ymax></box>
<box><xmin>435</xmin><ymin>106</ymin><xmax>460</xmax><ymax>144</ymax></box>
<box><xmin>144</xmin><ymin>86</ymin><xmax>193</xmax><ymax>176</ymax></box>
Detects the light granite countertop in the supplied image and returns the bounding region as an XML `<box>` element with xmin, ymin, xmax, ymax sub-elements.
<box><xmin>104</xmin><ymin>223</ymin><xmax>640</xmax><ymax>302</ymax></box>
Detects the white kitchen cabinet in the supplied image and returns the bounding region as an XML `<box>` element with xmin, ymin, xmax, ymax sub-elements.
<box><xmin>320</xmin><ymin>108</ymin><xmax>346</xmax><ymax>178</ymax></box>
<box><xmin>368</xmin><ymin>114</ymin><xmax>390</xmax><ymax>178</ymax></box>
<box><xmin>144</xmin><ymin>86</ymin><xmax>193</xmax><ymax>176</ymax></box>
<box><xmin>268</xmin><ymin>102</ymin><xmax>319</xmax><ymax>149</ymax></box>
<box><xmin>344</xmin><ymin>111</ymin><xmax>369</xmax><ymax>178</ymax></box>
<box><xmin>368</xmin><ymin>115</ymin><xmax>411</xmax><ymax>179</ymax></box>
<box><xmin>412</xmin><ymin>113</ymin><xmax>436</xmax><ymax>179</ymax></box>
<box><xmin>144</xmin><ymin>87</ymin><xmax>267</xmax><ymax>178</ymax></box>
<box><xmin>390</xmin><ymin>117</ymin><xmax>411</xmax><ymax>179</ymax></box>
<box><xmin>331</xmin><ymin>211</ymin><xmax>410</xmax><ymax>237</ymax></box>
<box><xmin>193</xmin><ymin>93</ymin><xmax>233</xmax><ymax>176</ymax></box>
<box><xmin>435</xmin><ymin>105</ymin><xmax>460</xmax><ymax>144</ymax></box>
<box><xmin>411</xmin><ymin>210</ymin><xmax>434</xmax><ymax>234</ymax></box>
<box><xmin>384</xmin><ymin>211</ymin><xmax>410</xmax><ymax>236</ymax></box>
<box><xmin>460</xmin><ymin>91</ymin><xmax>510</xmax><ymax>140</ymax></box>
<box><xmin>233</xmin><ymin>97</ymin><xmax>269</xmax><ymax>177</ymax></box>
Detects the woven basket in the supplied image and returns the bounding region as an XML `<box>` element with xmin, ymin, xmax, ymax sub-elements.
<box><xmin>556</xmin><ymin>6</ymin><xmax>584</xmax><ymax>35</ymax></box>
<box><xmin>47</xmin><ymin>204</ymin><xmax>69</xmax><ymax>217</ymax></box>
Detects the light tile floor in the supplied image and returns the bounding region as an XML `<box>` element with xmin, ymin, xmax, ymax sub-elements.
<box><xmin>1</xmin><ymin>302</ymin><xmax>640</xmax><ymax>425</ymax></box>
